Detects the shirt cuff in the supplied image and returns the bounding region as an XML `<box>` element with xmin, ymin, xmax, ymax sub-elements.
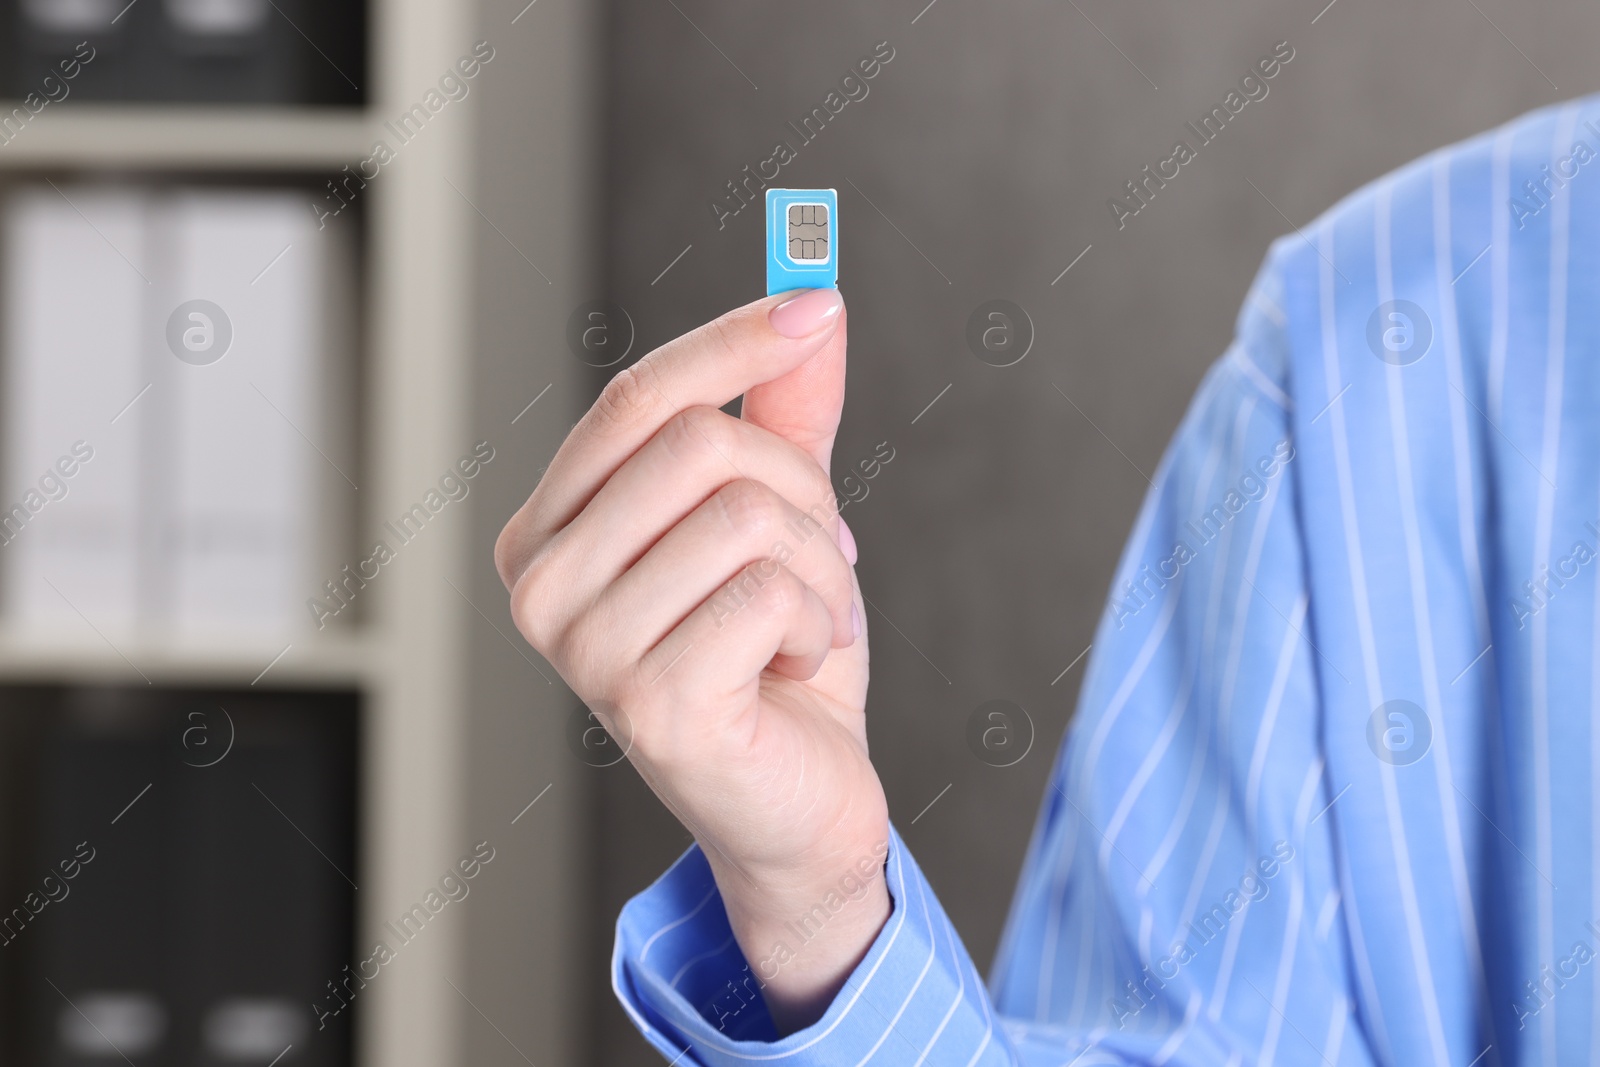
<box><xmin>611</xmin><ymin>825</ymin><xmax>1008</xmax><ymax>1066</ymax></box>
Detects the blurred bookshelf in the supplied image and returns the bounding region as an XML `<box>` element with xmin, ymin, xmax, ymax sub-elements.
<box><xmin>0</xmin><ymin>0</ymin><xmax>599</xmax><ymax>1063</ymax></box>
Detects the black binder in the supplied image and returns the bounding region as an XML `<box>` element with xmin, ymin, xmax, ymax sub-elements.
<box><xmin>1</xmin><ymin>0</ymin><xmax>366</xmax><ymax>105</ymax></box>
<box><xmin>0</xmin><ymin>685</ymin><xmax>359</xmax><ymax>1066</ymax></box>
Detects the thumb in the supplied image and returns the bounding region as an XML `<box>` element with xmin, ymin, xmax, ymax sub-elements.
<box><xmin>742</xmin><ymin>288</ymin><xmax>848</xmax><ymax>475</ymax></box>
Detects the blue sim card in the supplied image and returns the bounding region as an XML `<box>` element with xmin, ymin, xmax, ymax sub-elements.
<box><xmin>766</xmin><ymin>188</ymin><xmax>838</xmax><ymax>296</ymax></box>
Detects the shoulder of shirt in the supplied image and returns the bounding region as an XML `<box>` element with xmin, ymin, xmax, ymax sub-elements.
<box><xmin>1222</xmin><ymin>91</ymin><xmax>1600</xmax><ymax>411</ymax></box>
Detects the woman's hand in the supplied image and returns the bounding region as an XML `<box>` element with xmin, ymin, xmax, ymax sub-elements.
<box><xmin>495</xmin><ymin>289</ymin><xmax>889</xmax><ymax>1033</ymax></box>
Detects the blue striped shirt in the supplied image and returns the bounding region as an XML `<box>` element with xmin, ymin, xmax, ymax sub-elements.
<box><xmin>612</xmin><ymin>93</ymin><xmax>1600</xmax><ymax>1065</ymax></box>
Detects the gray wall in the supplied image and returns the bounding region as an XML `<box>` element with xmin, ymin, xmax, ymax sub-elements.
<box><xmin>586</xmin><ymin>1</ymin><xmax>1597</xmax><ymax>1063</ymax></box>
<box><xmin>461</xmin><ymin>0</ymin><xmax>602</xmax><ymax>1063</ymax></box>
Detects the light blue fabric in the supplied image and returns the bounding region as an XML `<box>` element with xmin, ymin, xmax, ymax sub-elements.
<box><xmin>612</xmin><ymin>94</ymin><xmax>1600</xmax><ymax>1065</ymax></box>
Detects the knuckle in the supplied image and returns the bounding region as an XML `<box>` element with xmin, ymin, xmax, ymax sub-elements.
<box><xmin>695</xmin><ymin>312</ymin><xmax>746</xmax><ymax>364</ymax></box>
<box><xmin>715</xmin><ymin>479</ymin><xmax>781</xmax><ymax>541</ymax></box>
<box><xmin>507</xmin><ymin>554</ymin><xmax>560</xmax><ymax>651</ymax></box>
<box><xmin>750</xmin><ymin>565</ymin><xmax>798</xmax><ymax>617</ymax></box>
<box><xmin>659</xmin><ymin>406</ymin><xmax>733</xmax><ymax>464</ymax></box>
<box><xmin>714</xmin><ymin>559</ymin><xmax>788</xmax><ymax>624</ymax></box>
<box><xmin>593</xmin><ymin>360</ymin><xmax>661</xmax><ymax>431</ymax></box>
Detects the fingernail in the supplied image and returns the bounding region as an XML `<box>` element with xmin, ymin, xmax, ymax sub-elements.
<box><xmin>769</xmin><ymin>288</ymin><xmax>844</xmax><ymax>339</ymax></box>
<box><xmin>837</xmin><ymin>517</ymin><xmax>858</xmax><ymax>566</ymax></box>
<box><xmin>851</xmin><ymin>604</ymin><xmax>862</xmax><ymax>639</ymax></box>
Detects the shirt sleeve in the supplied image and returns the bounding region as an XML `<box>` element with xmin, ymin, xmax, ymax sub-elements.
<box><xmin>611</xmin><ymin>245</ymin><xmax>1380</xmax><ymax>1066</ymax></box>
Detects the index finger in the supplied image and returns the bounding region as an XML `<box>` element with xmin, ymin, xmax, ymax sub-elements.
<box><xmin>514</xmin><ymin>288</ymin><xmax>845</xmax><ymax>544</ymax></box>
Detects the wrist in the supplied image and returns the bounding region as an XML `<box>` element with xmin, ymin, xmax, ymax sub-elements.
<box><xmin>708</xmin><ymin>840</ymin><xmax>893</xmax><ymax>1035</ymax></box>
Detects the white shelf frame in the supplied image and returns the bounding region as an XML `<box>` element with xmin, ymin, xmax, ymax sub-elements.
<box><xmin>0</xmin><ymin>627</ymin><xmax>376</xmax><ymax>687</ymax></box>
<box><xmin>0</xmin><ymin>107</ymin><xmax>375</xmax><ymax>169</ymax></box>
